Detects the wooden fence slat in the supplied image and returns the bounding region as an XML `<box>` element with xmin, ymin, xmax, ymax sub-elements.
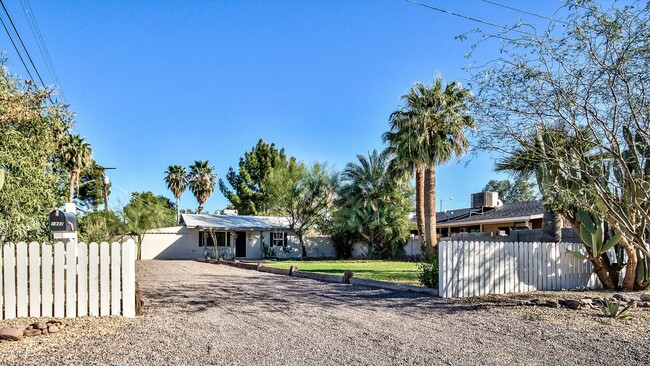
<box><xmin>29</xmin><ymin>242</ymin><xmax>41</xmax><ymax>317</ymax></box>
<box><xmin>111</xmin><ymin>242</ymin><xmax>121</xmax><ymax>315</ymax></box>
<box><xmin>16</xmin><ymin>242</ymin><xmax>28</xmax><ymax>318</ymax></box>
<box><xmin>122</xmin><ymin>240</ymin><xmax>136</xmax><ymax>317</ymax></box>
<box><xmin>100</xmin><ymin>242</ymin><xmax>110</xmax><ymax>316</ymax></box>
<box><xmin>65</xmin><ymin>241</ymin><xmax>77</xmax><ymax>318</ymax></box>
<box><xmin>89</xmin><ymin>242</ymin><xmax>99</xmax><ymax>316</ymax></box>
<box><xmin>54</xmin><ymin>242</ymin><xmax>65</xmax><ymax>318</ymax></box>
<box><xmin>3</xmin><ymin>243</ymin><xmax>16</xmax><ymax>319</ymax></box>
<box><xmin>77</xmin><ymin>243</ymin><xmax>88</xmax><ymax>317</ymax></box>
<box><xmin>438</xmin><ymin>241</ymin><xmax>447</xmax><ymax>298</ymax></box>
<box><xmin>42</xmin><ymin>243</ymin><xmax>53</xmax><ymax>317</ymax></box>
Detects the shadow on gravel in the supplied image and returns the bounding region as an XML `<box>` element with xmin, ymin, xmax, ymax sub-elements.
<box><xmin>139</xmin><ymin>270</ymin><xmax>501</xmax><ymax>316</ymax></box>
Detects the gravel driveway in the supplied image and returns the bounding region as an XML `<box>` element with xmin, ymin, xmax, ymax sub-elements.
<box><xmin>2</xmin><ymin>260</ymin><xmax>649</xmax><ymax>365</ymax></box>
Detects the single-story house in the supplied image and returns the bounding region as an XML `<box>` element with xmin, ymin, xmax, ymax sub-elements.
<box><xmin>140</xmin><ymin>213</ymin><xmax>336</xmax><ymax>260</ymax></box>
<box><xmin>436</xmin><ymin>200</ymin><xmax>544</xmax><ymax>239</ymax></box>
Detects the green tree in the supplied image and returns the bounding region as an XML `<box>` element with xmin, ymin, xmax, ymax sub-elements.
<box><xmin>123</xmin><ymin>191</ymin><xmax>176</xmax><ymax>259</ymax></box>
<box><xmin>385</xmin><ymin>77</ymin><xmax>475</xmax><ymax>255</ymax></box>
<box><xmin>77</xmin><ymin>162</ymin><xmax>110</xmax><ymax>211</ymax></box>
<box><xmin>188</xmin><ymin>160</ymin><xmax>217</xmax><ymax>214</ymax></box>
<box><xmin>471</xmin><ymin>1</ymin><xmax>650</xmax><ymax>290</ymax></box>
<box><xmin>266</xmin><ymin>161</ymin><xmax>335</xmax><ymax>258</ymax></box>
<box><xmin>219</xmin><ymin>139</ymin><xmax>291</xmax><ymax>215</ymax></box>
<box><xmin>336</xmin><ymin>150</ymin><xmax>413</xmax><ymax>259</ymax></box>
<box><xmin>482</xmin><ymin>177</ymin><xmax>538</xmax><ymax>203</ymax></box>
<box><xmin>60</xmin><ymin>134</ymin><xmax>93</xmax><ymax>203</ymax></box>
<box><xmin>0</xmin><ymin>61</ymin><xmax>72</xmax><ymax>241</ymax></box>
<box><xmin>164</xmin><ymin>165</ymin><xmax>188</xmax><ymax>223</ymax></box>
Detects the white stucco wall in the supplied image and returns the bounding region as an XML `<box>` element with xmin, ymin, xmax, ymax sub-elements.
<box><xmin>140</xmin><ymin>226</ymin><xmax>201</xmax><ymax>260</ymax></box>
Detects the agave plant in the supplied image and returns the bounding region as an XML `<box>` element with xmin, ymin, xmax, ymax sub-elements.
<box><xmin>600</xmin><ymin>298</ymin><xmax>633</xmax><ymax>320</ymax></box>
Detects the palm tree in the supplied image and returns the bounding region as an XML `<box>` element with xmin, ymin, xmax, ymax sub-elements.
<box><xmin>60</xmin><ymin>134</ymin><xmax>93</xmax><ymax>202</ymax></box>
<box><xmin>188</xmin><ymin>160</ymin><xmax>217</xmax><ymax>214</ymax></box>
<box><xmin>340</xmin><ymin>150</ymin><xmax>412</xmax><ymax>258</ymax></box>
<box><xmin>384</xmin><ymin>78</ymin><xmax>475</xmax><ymax>255</ymax></box>
<box><xmin>164</xmin><ymin>165</ymin><xmax>188</xmax><ymax>223</ymax></box>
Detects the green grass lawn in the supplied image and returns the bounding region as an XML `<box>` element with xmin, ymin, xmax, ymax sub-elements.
<box><xmin>262</xmin><ymin>260</ymin><xmax>421</xmax><ymax>285</ymax></box>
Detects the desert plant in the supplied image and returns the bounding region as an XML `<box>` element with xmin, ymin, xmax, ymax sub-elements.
<box><xmin>600</xmin><ymin>298</ymin><xmax>633</xmax><ymax>320</ymax></box>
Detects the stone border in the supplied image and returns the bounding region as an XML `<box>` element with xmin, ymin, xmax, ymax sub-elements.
<box><xmin>199</xmin><ymin>259</ymin><xmax>439</xmax><ymax>297</ymax></box>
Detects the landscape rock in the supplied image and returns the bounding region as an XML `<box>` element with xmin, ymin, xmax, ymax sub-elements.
<box><xmin>24</xmin><ymin>329</ymin><xmax>42</xmax><ymax>337</ymax></box>
<box><xmin>640</xmin><ymin>293</ymin><xmax>650</xmax><ymax>302</ymax></box>
<box><xmin>613</xmin><ymin>293</ymin><xmax>631</xmax><ymax>302</ymax></box>
<box><xmin>34</xmin><ymin>322</ymin><xmax>47</xmax><ymax>330</ymax></box>
<box><xmin>559</xmin><ymin>299</ymin><xmax>582</xmax><ymax>310</ymax></box>
<box><xmin>580</xmin><ymin>298</ymin><xmax>594</xmax><ymax>305</ymax></box>
<box><xmin>0</xmin><ymin>327</ymin><xmax>23</xmax><ymax>341</ymax></box>
<box><xmin>48</xmin><ymin>326</ymin><xmax>60</xmax><ymax>333</ymax></box>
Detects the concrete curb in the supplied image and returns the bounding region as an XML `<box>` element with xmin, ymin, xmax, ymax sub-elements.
<box><xmin>206</xmin><ymin>259</ymin><xmax>439</xmax><ymax>297</ymax></box>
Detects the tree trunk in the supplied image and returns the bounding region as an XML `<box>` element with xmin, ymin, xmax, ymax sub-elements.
<box><xmin>197</xmin><ymin>203</ymin><xmax>203</xmax><ymax>214</ymax></box>
<box><xmin>300</xmin><ymin>236</ymin><xmax>307</xmax><ymax>259</ymax></box>
<box><xmin>415</xmin><ymin>166</ymin><xmax>426</xmax><ymax>254</ymax></box>
<box><xmin>103</xmin><ymin>185</ymin><xmax>109</xmax><ymax>211</ymax></box>
<box><xmin>175</xmin><ymin>197</ymin><xmax>180</xmax><ymax>223</ymax></box>
<box><xmin>423</xmin><ymin>166</ymin><xmax>437</xmax><ymax>255</ymax></box>
<box><xmin>621</xmin><ymin>237</ymin><xmax>637</xmax><ymax>291</ymax></box>
<box><xmin>540</xmin><ymin>211</ymin><xmax>562</xmax><ymax>242</ymax></box>
<box><xmin>68</xmin><ymin>170</ymin><xmax>76</xmax><ymax>202</ymax></box>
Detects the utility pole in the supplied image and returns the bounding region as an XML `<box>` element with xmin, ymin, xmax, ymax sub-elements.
<box><xmin>98</xmin><ymin>166</ymin><xmax>116</xmax><ymax>211</ymax></box>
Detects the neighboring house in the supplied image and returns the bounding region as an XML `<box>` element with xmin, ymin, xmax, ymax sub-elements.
<box><xmin>140</xmin><ymin>213</ymin><xmax>335</xmax><ymax>260</ymax></box>
<box><xmin>436</xmin><ymin>200</ymin><xmax>544</xmax><ymax>239</ymax></box>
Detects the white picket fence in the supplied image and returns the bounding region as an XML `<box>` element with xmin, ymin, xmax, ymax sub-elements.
<box><xmin>438</xmin><ymin>241</ymin><xmax>601</xmax><ymax>298</ymax></box>
<box><xmin>1</xmin><ymin>240</ymin><xmax>136</xmax><ymax>320</ymax></box>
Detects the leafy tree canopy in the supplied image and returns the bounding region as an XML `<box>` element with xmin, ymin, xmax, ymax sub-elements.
<box><xmin>219</xmin><ymin>139</ymin><xmax>294</xmax><ymax>215</ymax></box>
<box><xmin>482</xmin><ymin>177</ymin><xmax>539</xmax><ymax>203</ymax></box>
<box><xmin>0</xmin><ymin>60</ymin><xmax>72</xmax><ymax>241</ymax></box>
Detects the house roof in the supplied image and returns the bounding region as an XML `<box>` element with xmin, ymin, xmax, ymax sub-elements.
<box><xmin>434</xmin><ymin>200</ymin><xmax>544</xmax><ymax>227</ymax></box>
<box><xmin>180</xmin><ymin>214</ymin><xmax>291</xmax><ymax>231</ymax></box>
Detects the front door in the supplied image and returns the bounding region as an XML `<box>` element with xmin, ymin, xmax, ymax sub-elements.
<box><xmin>235</xmin><ymin>231</ymin><xmax>246</xmax><ymax>257</ymax></box>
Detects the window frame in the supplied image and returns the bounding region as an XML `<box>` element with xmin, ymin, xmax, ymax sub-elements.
<box><xmin>270</xmin><ymin>231</ymin><xmax>287</xmax><ymax>247</ymax></box>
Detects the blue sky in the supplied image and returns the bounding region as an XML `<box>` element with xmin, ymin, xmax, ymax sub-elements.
<box><xmin>2</xmin><ymin>0</ymin><xmax>567</xmax><ymax>213</ymax></box>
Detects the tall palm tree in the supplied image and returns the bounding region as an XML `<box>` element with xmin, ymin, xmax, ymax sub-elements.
<box><xmin>164</xmin><ymin>165</ymin><xmax>188</xmax><ymax>223</ymax></box>
<box><xmin>384</xmin><ymin>78</ymin><xmax>475</xmax><ymax>255</ymax></box>
<box><xmin>188</xmin><ymin>160</ymin><xmax>217</xmax><ymax>214</ymax></box>
<box><xmin>60</xmin><ymin>134</ymin><xmax>93</xmax><ymax>202</ymax></box>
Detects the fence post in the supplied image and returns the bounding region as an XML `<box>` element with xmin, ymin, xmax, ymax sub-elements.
<box><xmin>42</xmin><ymin>243</ymin><xmax>53</xmax><ymax>317</ymax></box>
<box><xmin>29</xmin><ymin>242</ymin><xmax>41</xmax><ymax>317</ymax></box>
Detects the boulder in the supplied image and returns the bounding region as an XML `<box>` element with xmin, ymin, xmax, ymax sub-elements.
<box><xmin>34</xmin><ymin>322</ymin><xmax>47</xmax><ymax>330</ymax></box>
<box><xmin>640</xmin><ymin>293</ymin><xmax>650</xmax><ymax>302</ymax></box>
<box><xmin>48</xmin><ymin>326</ymin><xmax>60</xmax><ymax>333</ymax></box>
<box><xmin>0</xmin><ymin>327</ymin><xmax>23</xmax><ymax>341</ymax></box>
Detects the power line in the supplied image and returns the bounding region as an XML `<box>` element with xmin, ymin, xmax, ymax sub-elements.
<box><xmin>480</xmin><ymin>0</ymin><xmax>567</xmax><ymax>24</ymax></box>
<box><xmin>0</xmin><ymin>13</ymin><xmax>34</xmax><ymax>82</ymax></box>
<box><xmin>19</xmin><ymin>0</ymin><xmax>66</xmax><ymax>101</ymax></box>
<box><xmin>405</xmin><ymin>0</ymin><xmax>535</xmax><ymax>36</ymax></box>
<box><xmin>0</xmin><ymin>0</ymin><xmax>45</xmax><ymax>88</ymax></box>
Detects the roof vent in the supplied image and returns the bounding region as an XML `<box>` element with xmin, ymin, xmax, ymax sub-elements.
<box><xmin>471</xmin><ymin>191</ymin><xmax>500</xmax><ymax>208</ymax></box>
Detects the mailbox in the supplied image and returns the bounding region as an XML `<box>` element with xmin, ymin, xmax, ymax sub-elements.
<box><xmin>49</xmin><ymin>210</ymin><xmax>77</xmax><ymax>232</ymax></box>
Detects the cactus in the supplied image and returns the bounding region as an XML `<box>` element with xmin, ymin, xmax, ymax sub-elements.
<box><xmin>576</xmin><ymin>209</ymin><xmax>622</xmax><ymax>258</ymax></box>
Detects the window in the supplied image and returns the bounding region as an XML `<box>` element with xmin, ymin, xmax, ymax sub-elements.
<box><xmin>271</xmin><ymin>232</ymin><xmax>286</xmax><ymax>247</ymax></box>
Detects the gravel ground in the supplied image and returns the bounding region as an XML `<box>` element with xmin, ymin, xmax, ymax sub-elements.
<box><xmin>1</xmin><ymin>260</ymin><xmax>649</xmax><ymax>365</ymax></box>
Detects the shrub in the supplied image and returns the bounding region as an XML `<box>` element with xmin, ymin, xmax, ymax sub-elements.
<box><xmin>418</xmin><ymin>252</ymin><xmax>439</xmax><ymax>288</ymax></box>
<box><xmin>600</xmin><ymin>298</ymin><xmax>633</xmax><ymax>320</ymax></box>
